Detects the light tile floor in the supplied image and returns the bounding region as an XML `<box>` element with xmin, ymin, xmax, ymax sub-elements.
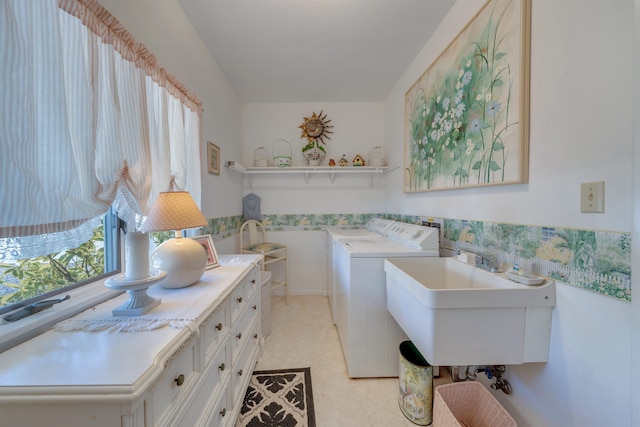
<box><xmin>255</xmin><ymin>295</ymin><xmax>451</xmax><ymax>426</ymax></box>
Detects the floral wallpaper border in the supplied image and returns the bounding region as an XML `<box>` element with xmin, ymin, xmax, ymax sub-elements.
<box><xmin>204</xmin><ymin>213</ymin><xmax>631</xmax><ymax>303</ymax></box>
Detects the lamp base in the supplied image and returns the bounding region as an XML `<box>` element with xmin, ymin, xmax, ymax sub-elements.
<box><xmin>112</xmin><ymin>289</ymin><xmax>161</xmax><ymax>316</ymax></box>
<box><xmin>151</xmin><ymin>237</ymin><xmax>208</xmax><ymax>288</ymax></box>
<box><xmin>105</xmin><ymin>269</ymin><xmax>167</xmax><ymax>316</ymax></box>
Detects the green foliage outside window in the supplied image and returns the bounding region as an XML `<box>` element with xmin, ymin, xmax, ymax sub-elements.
<box><xmin>150</xmin><ymin>231</ymin><xmax>174</xmax><ymax>246</ymax></box>
<box><xmin>0</xmin><ymin>227</ymin><xmax>105</xmax><ymax>307</ymax></box>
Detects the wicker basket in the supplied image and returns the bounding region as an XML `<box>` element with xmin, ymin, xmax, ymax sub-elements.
<box><xmin>272</xmin><ymin>139</ymin><xmax>292</xmax><ymax>167</ymax></box>
<box><xmin>433</xmin><ymin>382</ymin><xmax>516</xmax><ymax>427</ymax></box>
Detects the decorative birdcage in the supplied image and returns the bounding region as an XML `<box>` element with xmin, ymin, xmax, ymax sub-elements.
<box><xmin>253</xmin><ymin>146</ymin><xmax>269</xmax><ymax>167</ymax></box>
<box><xmin>369</xmin><ymin>146</ymin><xmax>386</xmax><ymax>166</ymax></box>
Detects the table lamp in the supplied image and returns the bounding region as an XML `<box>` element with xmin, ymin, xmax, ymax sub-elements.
<box><xmin>141</xmin><ymin>191</ymin><xmax>209</xmax><ymax>288</ymax></box>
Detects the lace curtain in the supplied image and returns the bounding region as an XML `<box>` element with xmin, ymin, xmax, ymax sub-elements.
<box><xmin>0</xmin><ymin>0</ymin><xmax>202</xmax><ymax>260</ymax></box>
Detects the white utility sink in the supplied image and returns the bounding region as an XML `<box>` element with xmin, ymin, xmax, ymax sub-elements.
<box><xmin>384</xmin><ymin>257</ymin><xmax>556</xmax><ymax>366</ymax></box>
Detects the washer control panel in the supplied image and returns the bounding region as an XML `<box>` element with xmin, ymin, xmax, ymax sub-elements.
<box><xmin>386</xmin><ymin>223</ymin><xmax>439</xmax><ymax>250</ymax></box>
<box><xmin>365</xmin><ymin>218</ymin><xmax>396</xmax><ymax>235</ymax></box>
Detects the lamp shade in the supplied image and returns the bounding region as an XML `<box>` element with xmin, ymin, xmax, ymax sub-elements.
<box><xmin>141</xmin><ymin>191</ymin><xmax>208</xmax><ymax>232</ymax></box>
<box><xmin>141</xmin><ymin>191</ymin><xmax>209</xmax><ymax>288</ymax></box>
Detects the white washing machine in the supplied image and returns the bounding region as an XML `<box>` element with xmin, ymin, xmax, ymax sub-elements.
<box><xmin>325</xmin><ymin>217</ymin><xmax>396</xmax><ymax>240</ymax></box>
<box><xmin>333</xmin><ymin>223</ymin><xmax>439</xmax><ymax>378</ymax></box>
<box><xmin>326</xmin><ymin>218</ymin><xmax>395</xmax><ymax>323</ymax></box>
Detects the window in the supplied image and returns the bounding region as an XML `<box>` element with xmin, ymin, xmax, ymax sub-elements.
<box><xmin>0</xmin><ymin>210</ymin><xmax>120</xmax><ymax>315</ymax></box>
<box><xmin>0</xmin><ymin>1</ymin><xmax>202</xmax><ymax>324</ymax></box>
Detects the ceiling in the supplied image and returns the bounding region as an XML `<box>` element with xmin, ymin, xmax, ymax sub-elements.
<box><xmin>177</xmin><ymin>0</ymin><xmax>455</xmax><ymax>103</ymax></box>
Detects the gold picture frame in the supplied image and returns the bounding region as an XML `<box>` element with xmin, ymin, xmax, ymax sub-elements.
<box><xmin>190</xmin><ymin>234</ymin><xmax>220</xmax><ymax>269</ymax></box>
<box><xmin>207</xmin><ymin>141</ymin><xmax>220</xmax><ymax>175</ymax></box>
<box><xmin>404</xmin><ymin>0</ymin><xmax>531</xmax><ymax>192</ymax></box>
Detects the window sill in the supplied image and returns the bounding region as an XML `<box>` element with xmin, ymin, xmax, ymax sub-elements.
<box><xmin>0</xmin><ymin>277</ymin><xmax>120</xmax><ymax>353</ymax></box>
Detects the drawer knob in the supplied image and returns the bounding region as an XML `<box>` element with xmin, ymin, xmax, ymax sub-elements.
<box><xmin>219</xmin><ymin>362</ymin><xmax>225</xmax><ymax>371</ymax></box>
<box><xmin>253</xmin><ymin>305</ymin><xmax>257</xmax><ymax>310</ymax></box>
<box><xmin>236</xmin><ymin>332</ymin><xmax>242</xmax><ymax>339</ymax></box>
<box><xmin>237</xmin><ymin>297</ymin><xmax>243</xmax><ymax>303</ymax></box>
<box><xmin>220</xmin><ymin>408</ymin><xmax>226</xmax><ymax>417</ymax></box>
<box><xmin>215</xmin><ymin>322</ymin><xmax>223</xmax><ymax>331</ymax></box>
<box><xmin>251</xmin><ymin>279</ymin><xmax>256</xmax><ymax>284</ymax></box>
<box><xmin>175</xmin><ymin>374</ymin><xmax>185</xmax><ymax>386</ymax></box>
<box><xmin>237</xmin><ymin>369</ymin><xmax>243</xmax><ymax>377</ymax></box>
<box><xmin>253</xmin><ymin>333</ymin><xmax>258</xmax><ymax>339</ymax></box>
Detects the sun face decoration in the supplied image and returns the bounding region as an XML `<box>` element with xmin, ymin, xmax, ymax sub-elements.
<box><xmin>299</xmin><ymin>110</ymin><xmax>333</xmax><ymax>145</ymax></box>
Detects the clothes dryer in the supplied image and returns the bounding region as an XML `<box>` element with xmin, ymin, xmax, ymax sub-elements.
<box><xmin>333</xmin><ymin>223</ymin><xmax>439</xmax><ymax>378</ymax></box>
<box><xmin>326</xmin><ymin>218</ymin><xmax>395</xmax><ymax>323</ymax></box>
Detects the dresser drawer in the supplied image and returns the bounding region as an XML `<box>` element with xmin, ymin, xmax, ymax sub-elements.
<box><xmin>177</xmin><ymin>343</ymin><xmax>229</xmax><ymax>427</ymax></box>
<box><xmin>231</xmin><ymin>291</ymin><xmax>259</xmax><ymax>364</ymax></box>
<box><xmin>202</xmin><ymin>299</ymin><xmax>229</xmax><ymax>365</ymax></box>
<box><xmin>246</xmin><ymin>270</ymin><xmax>259</xmax><ymax>300</ymax></box>
<box><xmin>207</xmin><ymin>386</ymin><xmax>231</xmax><ymax>427</ymax></box>
<box><xmin>205</xmin><ymin>342</ymin><xmax>231</xmax><ymax>405</ymax></box>
<box><xmin>231</xmin><ymin>272</ymin><xmax>259</xmax><ymax>324</ymax></box>
<box><xmin>149</xmin><ymin>336</ymin><xmax>199</xmax><ymax>426</ymax></box>
<box><xmin>230</xmin><ymin>282</ymin><xmax>246</xmax><ymax>324</ymax></box>
<box><xmin>231</xmin><ymin>318</ymin><xmax>260</xmax><ymax>408</ymax></box>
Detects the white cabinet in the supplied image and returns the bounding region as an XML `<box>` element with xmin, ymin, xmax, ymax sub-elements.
<box><xmin>0</xmin><ymin>255</ymin><xmax>262</xmax><ymax>427</ymax></box>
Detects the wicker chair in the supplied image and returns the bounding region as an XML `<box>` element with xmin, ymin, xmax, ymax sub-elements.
<box><xmin>240</xmin><ymin>220</ymin><xmax>289</xmax><ymax>304</ymax></box>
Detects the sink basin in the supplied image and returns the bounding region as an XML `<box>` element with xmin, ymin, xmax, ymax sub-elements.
<box><xmin>384</xmin><ymin>257</ymin><xmax>556</xmax><ymax>366</ymax></box>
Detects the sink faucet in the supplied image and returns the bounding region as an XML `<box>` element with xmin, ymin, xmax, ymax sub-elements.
<box><xmin>459</xmin><ymin>248</ymin><xmax>501</xmax><ymax>273</ymax></box>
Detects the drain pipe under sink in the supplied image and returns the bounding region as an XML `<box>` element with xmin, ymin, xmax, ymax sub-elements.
<box><xmin>450</xmin><ymin>365</ymin><xmax>513</xmax><ymax>394</ymax></box>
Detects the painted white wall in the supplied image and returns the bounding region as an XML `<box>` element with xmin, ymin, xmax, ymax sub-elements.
<box><xmin>241</xmin><ymin>102</ymin><xmax>389</xmax><ymax>214</ymax></box>
<box><xmin>384</xmin><ymin>1</ymin><xmax>634</xmax><ymax>426</ymax></box>
<box><xmin>240</xmin><ymin>102</ymin><xmax>388</xmax><ymax>294</ymax></box>
<box><xmin>99</xmin><ymin>0</ymin><xmax>244</xmax><ymax>254</ymax></box>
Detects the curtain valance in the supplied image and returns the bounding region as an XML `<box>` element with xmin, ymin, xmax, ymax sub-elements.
<box><xmin>58</xmin><ymin>0</ymin><xmax>202</xmax><ymax>114</ymax></box>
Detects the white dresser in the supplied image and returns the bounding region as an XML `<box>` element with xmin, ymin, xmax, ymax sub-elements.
<box><xmin>0</xmin><ymin>254</ymin><xmax>262</xmax><ymax>427</ymax></box>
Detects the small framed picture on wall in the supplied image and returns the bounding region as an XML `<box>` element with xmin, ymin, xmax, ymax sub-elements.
<box><xmin>207</xmin><ymin>141</ymin><xmax>220</xmax><ymax>175</ymax></box>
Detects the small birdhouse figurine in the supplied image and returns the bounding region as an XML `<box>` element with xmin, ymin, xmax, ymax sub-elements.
<box><xmin>352</xmin><ymin>154</ymin><xmax>366</xmax><ymax>167</ymax></box>
<box><xmin>339</xmin><ymin>155</ymin><xmax>349</xmax><ymax>167</ymax></box>
<box><xmin>328</xmin><ymin>158</ymin><xmax>336</xmax><ymax>167</ymax></box>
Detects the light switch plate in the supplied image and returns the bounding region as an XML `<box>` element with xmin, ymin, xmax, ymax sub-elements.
<box><xmin>580</xmin><ymin>181</ymin><xmax>604</xmax><ymax>213</ymax></box>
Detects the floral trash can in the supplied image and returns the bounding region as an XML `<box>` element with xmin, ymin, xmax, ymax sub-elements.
<box><xmin>399</xmin><ymin>340</ymin><xmax>433</xmax><ymax>425</ymax></box>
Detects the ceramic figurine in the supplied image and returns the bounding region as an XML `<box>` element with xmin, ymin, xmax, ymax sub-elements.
<box><xmin>352</xmin><ymin>154</ymin><xmax>365</xmax><ymax>166</ymax></box>
<box><xmin>339</xmin><ymin>155</ymin><xmax>349</xmax><ymax>167</ymax></box>
<box><xmin>329</xmin><ymin>158</ymin><xmax>336</xmax><ymax>167</ymax></box>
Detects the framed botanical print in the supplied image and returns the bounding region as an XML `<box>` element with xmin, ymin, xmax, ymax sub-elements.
<box><xmin>207</xmin><ymin>141</ymin><xmax>220</xmax><ymax>175</ymax></box>
<box><xmin>404</xmin><ymin>0</ymin><xmax>531</xmax><ymax>192</ymax></box>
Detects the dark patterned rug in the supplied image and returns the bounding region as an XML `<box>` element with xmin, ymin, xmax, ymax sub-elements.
<box><xmin>236</xmin><ymin>367</ymin><xmax>316</xmax><ymax>427</ymax></box>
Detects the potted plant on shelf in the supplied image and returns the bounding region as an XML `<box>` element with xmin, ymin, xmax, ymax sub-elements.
<box><xmin>302</xmin><ymin>139</ymin><xmax>326</xmax><ymax>166</ymax></box>
<box><xmin>299</xmin><ymin>110</ymin><xmax>333</xmax><ymax>166</ymax></box>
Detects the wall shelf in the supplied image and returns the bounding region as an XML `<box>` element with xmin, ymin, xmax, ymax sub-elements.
<box><xmin>235</xmin><ymin>164</ymin><xmax>399</xmax><ymax>187</ymax></box>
